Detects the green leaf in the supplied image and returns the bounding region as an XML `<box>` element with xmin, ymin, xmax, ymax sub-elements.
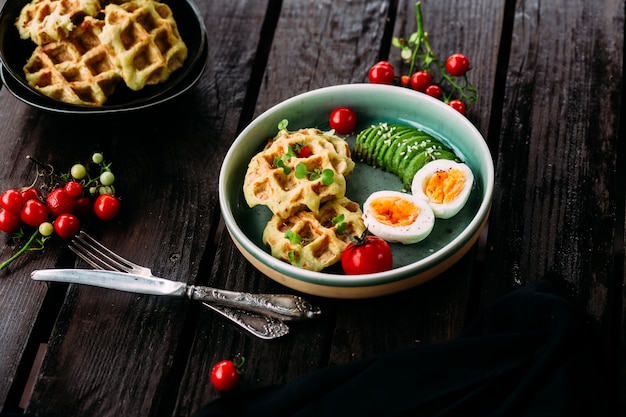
<box><xmin>285</xmin><ymin>229</ymin><xmax>302</xmax><ymax>244</ymax></box>
<box><xmin>274</xmin><ymin>157</ymin><xmax>291</xmax><ymax>175</ymax></box>
<box><xmin>321</xmin><ymin>169</ymin><xmax>334</xmax><ymax>185</ymax></box>
<box><xmin>285</xmin><ymin>146</ymin><xmax>296</xmax><ymax>159</ymax></box>
<box><xmin>332</xmin><ymin>214</ymin><xmax>347</xmax><ymax>235</ymax></box>
<box><xmin>332</xmin><ymin>214</ymin><xmax>345</xmax><ymax>224</ymax></box>
<box><xmin>294</xmin><ymin>163</ymin><xmax>308</xmax><ymax>179</ymax></box>
<box><xmin>278</xmin><ymin>119</ymin><xmax>289</xmax><ymax>130</ymax></box>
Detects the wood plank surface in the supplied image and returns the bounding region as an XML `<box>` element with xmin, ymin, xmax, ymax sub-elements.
<box><xmin>0</xmin><ymin>0</ymin><xmax>273</xmax><ymax>414</ymax></box>
<box><xmin>0</xmin><ymin>0</ymin><xmax>624</xmax><ymax>415</ymax></box>
<box><xmin>478</xmin><ymin>0</ymin><xmax>624</xmax><ymax>413</ymax></box>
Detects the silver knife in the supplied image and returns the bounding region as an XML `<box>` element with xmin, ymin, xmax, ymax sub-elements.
<box><xmin>31</xmin><ymin>269</ymin><xmax>321</xmax><ymax>321</ymax></box>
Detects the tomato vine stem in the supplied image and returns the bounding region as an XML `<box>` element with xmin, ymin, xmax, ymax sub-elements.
<box><xmin>0</xmin><ymin>229</ymin><xmax>45</xmax><ymax>270</ymax></box>
<box><xmin>393</xmin><ymin>1</ymin><xmax>478</xmax><ymax>107</ymax></box>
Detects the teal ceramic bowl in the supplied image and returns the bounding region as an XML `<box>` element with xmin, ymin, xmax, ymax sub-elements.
<box><xmin>219</xmin><ymin>84</ymin><xmax>493</xmax><ymax>298</ymax></box>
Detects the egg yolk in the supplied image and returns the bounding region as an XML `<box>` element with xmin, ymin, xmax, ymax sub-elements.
<box><xmin>370</xmin><ymin>196</ymin><xmax>419</xmax><ymax>227</ymax></box>
<box><xmin>425</xmin><ymin>168</ymin><xmax>465</xmax><ymax>204</ymax></box>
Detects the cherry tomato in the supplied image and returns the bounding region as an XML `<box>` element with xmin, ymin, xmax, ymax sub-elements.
<box><xmin>38</xmin><ymin>221</ymin><xmax>54</xmax><ymax>237</ymax></box>
<box><xmin>400</xmin><ymin>75</ymin><xmax>410</xmax><ymax>86</ymax></box>
<box><xmin>295</xmin><ymin>145</ymin><xmax>312</xmax><ymax>158</ymax></box>
<box><xmin>46</xmin><ymin>188</ymin><xmax>76</xmax><ymax>217</ymax></box>
<box><xmin>0</xmin><ymin>208</ymin><xmax>22</xmax><ymax>234</ymax></box>
<box><xmin>0</xmin><ymin>189</ymin><xmax>24</xmax><ymax>213</ymax></box>
<box><xmin>368</xmin><ymin>61</ymin><xmax>395</xmax><ymax>85</ymax></box>
<box><xmin>211</xmin><ymin>358</ymin><xmax>244</xmax><ymax>392</ymax></box>
<box><xmin>425</xmin><ymin>85</ymin><xmax>443</xmax><ymax>99</ymax></box>
<box><xmin>21</xmin><ymin>188</ymin><xmax>42</xmax><ymax>202</ymax></box>
<box><xmin>64</xmin><ymin>181</ymin><xmax>83</xmax><ymax>198</ymax></box>
<box><xmin>449</xmin><ymin>99</ymin><xmax>466</xmax><ymax>115</ymax></box>
<box><xmin>445</xmin><ymin>53</ymin><xmax>471</xmax><ymax>77</ymax></box>
<box><xmin>410</xmin><ymin>71</ymin><xmax>432</xmax><ymax>92</ymax></box>
<box><xmin>74</xmin><ymin>196</ymin><xmax>93</xmax><ymax>218</ymax></box>
<box><xmin>342</xmin><ymin>235</ymin><xmax>393</xmax><ymax>275</ymax></box>
<box><xmin>20</xmin><ymin>199</ymin><xmax>48</xmax><ymax>227</ymax></box>
<box><xmin>93</xmin><ymin>194</ymin><xmax>120</xmax><ymax>220</ymax></box>
<box><xmin>329</xmin><ymin>107</ymin><xmax>357</xmax><ymax>134</ymax></box>
<box><xmin>54</xmin><ymin>213</ymin><xmax>81</xmax><ymax>239</ymax></box>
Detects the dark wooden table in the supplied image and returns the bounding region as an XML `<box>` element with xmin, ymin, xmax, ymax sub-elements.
<box><xmin>0</xmin><ymin>0</ymin><xmax>624</xmax><ymax>415</ymax></box>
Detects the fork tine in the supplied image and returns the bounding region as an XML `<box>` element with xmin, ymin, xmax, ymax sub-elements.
<box><xmin>69</xmin><ymin>240</ymin><xmax>117</xmax><ymax>271</ymax></box>
<box><xmin>70</xmin><ymin>231</ymin><xmax>139</xmax><ymax>273</ymax></box>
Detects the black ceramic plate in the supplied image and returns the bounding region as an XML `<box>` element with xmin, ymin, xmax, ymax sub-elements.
<box><xmin>1</xmin><ymin>36</ymin><xmax>207</xmax><ymax>114</ymax></box>
<box><xmin>0</xmin><ymin>0</ymin><xmax>207</xmax><ymax>113</ymax></box>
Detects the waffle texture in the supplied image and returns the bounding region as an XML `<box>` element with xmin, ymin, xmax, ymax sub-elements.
<box><xmin>262</xmin><ymin>197</ymin><xmax>366</xmax><ymax>272</ymax></box>
<box><xmin>244</xmin><ymin>128</ymin><xmax>365</xmax><ymax>271</ymax></box>
<box><xmin>244</xmin><ymin>128</ymin><xmax>356</xmax><ymax>219</ymax></box>
<box><xmin>15</xmin><ymin>0</ymin><xmax>188</xmax><ymax>105</ymax></box>
<box><xmin>100</xmin><ymin>0</ymin><xmax>188</xmax><ymax>90</ymax></box>
<box><xmin>16</xmin><ymin>0</ymin><xmax>101</xmax><ymax>45</ymax></box>
<box><xmin>23</xmin><ymin>17</ymin><xmax>121</xmax><ymax>105</ymax></box>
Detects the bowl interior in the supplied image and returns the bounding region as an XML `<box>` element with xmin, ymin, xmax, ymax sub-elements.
<box><xmin>220</xmin><ymin>84</ymin><xmax>494</xmax><ymax>295</ymax></box>
<box><xmin>0</xmin><ymin>0</ymin><xmax>206</xmax><ymax>111</ymax></box>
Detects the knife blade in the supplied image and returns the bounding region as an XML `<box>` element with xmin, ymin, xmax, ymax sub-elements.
<box><xmin>31</xmin><ymin>269</ymin><xmax>321</xmax><ymax>321</ymax></box>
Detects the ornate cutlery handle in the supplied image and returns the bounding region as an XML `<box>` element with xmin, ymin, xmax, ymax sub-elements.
<box><xmin>203</xmin><ymin>303</ymin><xmax>290</xmax><ymax>340</ymax></box>
<box><xmin>188</xmin><ymin>286</ymin><xmax>322</xmax><ymax>321</ymax></box>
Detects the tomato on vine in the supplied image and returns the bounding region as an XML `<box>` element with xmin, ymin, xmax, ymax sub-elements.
<box><xmin>448</xmin><ymin>99</ymin><xmax>466</xmax><ymax>115</ymax></box>
<box><xmin>20</xmin><ymin>199</ymin><xmax>48</xmax><ymax>227</ymax></box>
<box><xmin>1</xmin><ymin>189</ymin><xmax>24</xmax><ymax>213</ymax></box>
<box><xmin>445</xmin><ymin>53</ymin><xmax>471</xmax><ymax>77</ymax></box>
<box><xmin>211</xmin><ymin>357</ymin><xmax>245</xmax><ymax>392</ymax></box>
<box><xmin>46</xmin><ymin>188</ymin><xmax>76</xmax><ymax>217</ymax></box>
<box><xmin>425</xmin><ymin>85</ymin><xmax>443</xmax><ymax>99</ymax></box>
<box><xmin>54</xmin><ymin>213</ymin><xmax>80</xmax><ymax>239</ymax></box>
<box><xmin>0</xmin><ymin>152</ymin><xmax>122</xmax><ymax>271</ymax></box>
<box><xmin>0</xmin><ymin>208</ymin><xmax>22</xmax><ymax>234</ymax></box>
<box><xmin>64</xmin><ymin>181</ymin><xmax>83</xmax><ymax>198</ymax></box>
<box><xmin>410</xmin><ymin>71</ymin><xmax>432</xmax><ymax>92</ymax></box>
<box><xmin>342</xmin><ymin>233</ymin><xmax>393</xmax><ymax>275</ymax></box>
<box><xmin>387</xmin><ymin>3</ymin><xmax>478</xmax><ymax>114</ymax></box>
<box><xmin>38</xmin><ymin>221</ymin><xmax>54</xmax><ymax>237</ymax></box>
<box><xmin>74</xmin><ymin>197</ymin><xmax>93</xmax><ymax>218</ymax></box>
<box><xmin>329</xmin><ymin>107</ymin><xmax>357</xmax><ymax>134</ymax></box>
<box><xmin>21</xmin><ymin>188</ymin><xmax>41</xmax><ymax>202</ymax></box>
<box><xmin>368</xmin><ymin>61</ymin><xmax>395</xmax><ymax>85</ymax></box>
<box><xmin>94</xmin><ymin>194</ymin><xmax>120</xmax><ymax>221</ymax></box>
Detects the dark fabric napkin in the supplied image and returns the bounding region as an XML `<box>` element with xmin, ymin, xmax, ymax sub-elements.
<box><xmin>193</xmin><ymin>279</ymin><xmax>608</xmax><ymax>417</ymax></box>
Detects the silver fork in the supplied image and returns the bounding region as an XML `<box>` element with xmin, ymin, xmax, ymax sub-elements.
<box><xmin>67</xmin><ymin>231</ymin><xmax>296</xmax><ymax>339</ymax></box>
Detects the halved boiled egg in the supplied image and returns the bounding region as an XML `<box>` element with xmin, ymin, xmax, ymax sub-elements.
<box><xmin>362</xmin><ymin>190</ymin><xmax>435</xmax><ymax>244</ymax></box>
<box><xmin>411</xmin><ymin>159</ymin><xmax>474</xmax><ymax>219</ymax></box>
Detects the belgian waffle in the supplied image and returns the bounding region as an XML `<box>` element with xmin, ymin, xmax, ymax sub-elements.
<box><xmin>15</xmin><ymin>0</ymin><xmax>101</xmax><ymax>45</ymax></box>
<box><xmin>99</xmin><ymin>0</ymin><xmax>188</xmax><ymax>90</ymax></box>
<box><xmin>262</xmin><ymin>197</ymin><xmax>366</xmax><ymax>272</ymax></box>
<box><xmin>23</xmin><ymin>16</ymin><xmax>121</xmax><ymax>106</ymax></box>
<box><xmin>243</xmin><ymin>128</ymin><xmax>356</xmax><ymax>219</ymax></box>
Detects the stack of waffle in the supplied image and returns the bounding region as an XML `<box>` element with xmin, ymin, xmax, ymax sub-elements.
<box><xmin>15</xmin><ymin>0</ymin><xmax>188</xmax><ymax>105</ymax></box>
<box><xmin>244</xmin><ymin>128</ymin><xmax>366</xmax><ymax>272</ymax></box>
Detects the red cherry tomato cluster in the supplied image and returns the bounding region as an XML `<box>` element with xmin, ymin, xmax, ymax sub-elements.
<box><xmin>367</xmin><ymin>4</ymin><xmax>477</xmax><ymax>116</ymax></box>
<box><xmin>210</xmin><ymin>356</ymin><xmax>245</xmax><ymax>392</ymax></box>
<box><xmin>0</xmin><ymin>152</ymin><xmax>121</xmax><ymax>270</ymax></box>
<box><xmin>367</xmin><ymin>54</ymin><xmax>473</xmax><ymax>115</ymax></box>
